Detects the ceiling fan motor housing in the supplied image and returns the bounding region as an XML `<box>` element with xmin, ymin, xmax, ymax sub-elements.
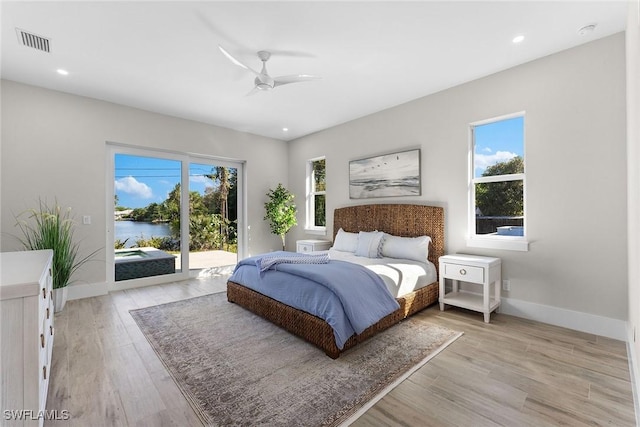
<box><xmin>257</xmin><ymin>51</ymin><xmax>271</xmax><ymax>61</ymax></box>
<box><xmin>255</xmin><ymin>75</ymin><xmax>274</xmax><ymax>90</ymax></box>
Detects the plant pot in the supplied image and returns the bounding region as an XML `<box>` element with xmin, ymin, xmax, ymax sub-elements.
<box><xmin>53</xmin><ymin>287</ymin><xmax>68</xmax><ymax>312</ymax></box>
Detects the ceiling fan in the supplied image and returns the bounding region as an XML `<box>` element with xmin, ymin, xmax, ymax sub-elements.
<box><xmin>218</xmin><ymin>45</ymin><xmax>320</xmax><ymax>94</ymax></box>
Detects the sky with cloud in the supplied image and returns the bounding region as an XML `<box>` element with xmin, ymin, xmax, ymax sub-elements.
<box><xmin>114</xmin><ymin>155</ymin><xmax>217</xmax><ymax>209</ymax></box>
<box><xmin>474</xmin><ymin>116</ymin><xmax>524</xmax><ymax>177</ymax></box>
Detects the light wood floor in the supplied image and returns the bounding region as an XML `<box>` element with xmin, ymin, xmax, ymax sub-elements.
<box><xmin>45</xmin><ymin>274</ymin><xmax>637</xmax><ymax>427</ymax></box>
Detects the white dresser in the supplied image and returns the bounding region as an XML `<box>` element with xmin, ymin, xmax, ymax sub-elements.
<box><xmin>1</xmin><ymin>250</ymin><xmax>54</xmax><ymax>427</ymax></box>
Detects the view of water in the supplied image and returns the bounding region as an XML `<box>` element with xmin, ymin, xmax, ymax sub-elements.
<box><xmin>349</xmin><ymin>176</ymin><xmax>420</xmax><ymax>199</ymax></box>
<box><xmin>115</xmin><ymin>221</ymin><xmax>172</xmax><ymax>248</ymax></box>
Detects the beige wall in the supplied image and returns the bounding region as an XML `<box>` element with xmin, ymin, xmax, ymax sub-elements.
<box><xmin>626</xmin><ymin>0</ymin><xmax>640</xmax><ymax>413</ymax></box>
<box><xmin>0</xmin><ymin>80</ymin><xmax>289</xmax><ymax>287</ymax></box>
<box><xmin>289</xmin><ymin>33</ymin><xmax>628</xmax><ymax>333</ymax></box>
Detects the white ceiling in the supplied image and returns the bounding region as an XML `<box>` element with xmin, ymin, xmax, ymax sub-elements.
<box><xmin>1</xmin><ymin>1</ymin><xmax>628</xmax><ymax>141</ymax></box>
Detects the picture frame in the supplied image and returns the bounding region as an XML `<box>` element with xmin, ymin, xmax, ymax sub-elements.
<box><xmin>349</xmin><ymin>148</ymin><xmax>421</xmax><ymax>199</ymax></box>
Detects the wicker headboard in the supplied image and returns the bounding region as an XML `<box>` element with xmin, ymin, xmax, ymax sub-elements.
<box><xmin>333</xmin><ymin>204</ymin><xmax>445</xmax><ymax>275</ymax></box>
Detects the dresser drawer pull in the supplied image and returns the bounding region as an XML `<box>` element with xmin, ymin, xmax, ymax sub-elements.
<box><xmin>50</xmin><ymin>290</ymin><xmax>53</xmax><ymax>300</ymax></box>
<box><xmin>459</xmin><ymin>269</ymin><xmax>467</xmax><ymax>275</ymax></box>
<box><xmin>50</xmin><ymin>325</ymin><xmax>54</xmax><ymax>336</ymax></box>
<box><xmin>42</xmin><ymin>288</ymin><xmax>46</xmax><ymax>299</ymax></box>
<box><xmin>43</xmin><ymin>366</ymin><xmax>47</xmax><ymax>380</ymax></box>
<box><xmin>40</xmin><ymin>334</ymin><xmax>45</xmax><ymax>348</ymax></box>
<box><xmin>46</xmin><ymin>308</ymin><xmax>50</xmax><ymax>319</ymax></box>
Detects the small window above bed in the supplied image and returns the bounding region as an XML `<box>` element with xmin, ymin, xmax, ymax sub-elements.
<box><xmin>468</xmin><ymin>113</ymin><xmax>529</xmax><ymax>251</ymax></box>
<box><xmin>305</xmin><ymin>157</ymin><xmax>326</xmax><ymax>235</ymax></box>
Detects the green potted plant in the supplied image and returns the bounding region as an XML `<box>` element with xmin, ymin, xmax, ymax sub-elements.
<box><xmin>264</xmin><ymin>183</ymin><xmax>297</xmax><ymax>251</ymax></box>
<box><xmin>14</xmin><ymin>199</ymin><xmax>99</xmax><ymax>312</ymax></box>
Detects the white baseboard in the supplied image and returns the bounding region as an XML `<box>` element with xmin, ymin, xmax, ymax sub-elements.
<box><xmin>627</xmin><ymin>324</ymin><xmax>640</xmax><ymax>427</ymax></box>
<box><xmin>67</xmin><ymin>281</ymin><xmax>109</xmax><ymax>300</ymax></box>
<box><xmin>499</xmin><ymin>297</ymin><xmax>627</xmax><ymax>341</ymax></box>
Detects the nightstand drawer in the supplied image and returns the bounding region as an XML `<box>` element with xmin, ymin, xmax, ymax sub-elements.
<box><xmin>297</xmin><ymin>243</ymin><xmax>315</xmax><ymax>253</ymax></box>
<box><xmin>296</xmin><ymin>240</ymin><xmax>331</xmax><ymax>253</ymax></box>
<box><xmin>443</xmin><ymin>262</ymin><xmax>484</xmax><ymax>283</ymax></box>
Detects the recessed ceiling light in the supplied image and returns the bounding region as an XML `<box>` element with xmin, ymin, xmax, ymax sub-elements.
<box><xmin>512</xmin><ymin>35</ymin><xmax>525</xmax><ymax>44</ymax></box>
<box><xmin>282</xmin><ymin>127</ymin><xmax>288</xmax><ymax>132</ymax></box>
<box><xmin>578</xmin><ymin>23</ymin><xmax>597</xmax><ymax>36</ymax></box>
<box><xmin>56</xmin><ymin>69</ymin><xmax>69</xmax><ymax>76</ymax></box>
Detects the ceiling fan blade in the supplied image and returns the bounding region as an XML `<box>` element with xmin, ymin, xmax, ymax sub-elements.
<box><xmin>218</xmin><ymin>45</ymin><xmax>261</xmax><ymax>76</ymax></box>
<box><xmin>266</xmin><ymin>49</ymin><xmax>317</xmax><ymax>58</ymax></box>
<box><xmin>273</xmin><ymin>75</ymin><xmax>322</xmax><ymax>87</ymax></box>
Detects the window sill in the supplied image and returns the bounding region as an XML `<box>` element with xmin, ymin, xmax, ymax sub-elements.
<box><xmin>304</xmin><ymin>227</ymin><xmax>327</xmax><ymax>236</ymax></box>
<box><xmin>466</xmin><ymin>236</ymin><xmax>529</xmax><ymax>252</ymax></box>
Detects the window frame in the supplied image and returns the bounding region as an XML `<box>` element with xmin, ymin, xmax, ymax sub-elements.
<box><xmin>305</xmin><ymin>156</ymin><xmax>327</xmax><ymax>235</ymax></box>
<box><xmin>467</xmin><ymin>112</ymin><xmax>529</xmax><ymax>252</ymax></box>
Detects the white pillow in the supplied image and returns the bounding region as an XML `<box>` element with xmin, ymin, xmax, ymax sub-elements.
<box><xmin>355</xmin><ymin>231</ymin><xmax>384</xmax><ymax>258</ymax></box>
<box><xmin>381</xmin><ymin>233</ymin><xmax>431</xmax><ymax>262</ymax></box>
<box><xmin>333</xmin><ymin>228</ymin><xmax>359</xmax><ymax>253</ymax></box>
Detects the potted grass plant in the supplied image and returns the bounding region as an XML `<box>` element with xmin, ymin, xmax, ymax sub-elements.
<box><xmin>14</xmin><ymin>199</ymin><xmax>99</xmax><ymax>312</ymax></box>
<box><xmin>264</xmin><ymin>183</ymin><xmax>297</xmax><ymax>251</ymax></box>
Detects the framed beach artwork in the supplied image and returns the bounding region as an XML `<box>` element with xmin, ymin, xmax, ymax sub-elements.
<box><xmin>349</xmin><ymin>149</ymin><xmax>421</xmax><ymax>199</ymax></box>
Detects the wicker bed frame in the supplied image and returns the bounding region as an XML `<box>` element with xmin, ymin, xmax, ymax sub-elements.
<box><xmin>227</xmin><ymin>203</ymin><xmax>445</xmax><ymax>358</ymax></box>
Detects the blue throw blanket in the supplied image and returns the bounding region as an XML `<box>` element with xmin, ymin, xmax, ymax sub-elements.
<box><xmin>230</xmin><ymin>251</ymin><xmax>400</xmax><ymax>349</ymax></box>
<box><xmin>257</xmin><ymin>252</ymin><xmax>330</xmax><ymax>272</ymax></box>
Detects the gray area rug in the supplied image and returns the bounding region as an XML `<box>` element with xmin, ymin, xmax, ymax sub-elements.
<box><xmin>130</xmin><ymin>292</ymin><xmax>461</xmax><ymax>426</ymax></box>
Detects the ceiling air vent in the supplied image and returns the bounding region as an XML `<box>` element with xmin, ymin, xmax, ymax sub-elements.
<box><xmin>15</xmin><ymin>28</ymin><xmax>50</xmax><ymax>53</ymax></box>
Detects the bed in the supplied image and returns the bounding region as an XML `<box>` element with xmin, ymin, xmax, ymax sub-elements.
<box><xmin>227</xmin><ymin>203</ymin><xmax>444</xmax><ymax>358</ymax></box>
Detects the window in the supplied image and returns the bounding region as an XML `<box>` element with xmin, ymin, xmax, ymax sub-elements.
<box><xmin>306</xmin><ymin>157</ymin><xmax>326</xmax><ymax>234</ymax></box>
<box><xmin>468</xmin><ymin>113</ymin><xmax>528</xmax><ymax>251</ymax></box>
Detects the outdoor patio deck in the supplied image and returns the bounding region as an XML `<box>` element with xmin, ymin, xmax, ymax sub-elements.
<box><xmin>173</xmin><ymin>250</ymin><xmax>238</xmax><ymax>277</ymax></box>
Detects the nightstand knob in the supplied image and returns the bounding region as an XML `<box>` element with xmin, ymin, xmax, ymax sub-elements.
<box><xmin>459</xmin><ymin>268</ymin><xmax>467</xmax><ymax>275</ymax></box>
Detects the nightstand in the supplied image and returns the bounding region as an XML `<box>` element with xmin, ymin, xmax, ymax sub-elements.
<box><xmin>296</xmin><ymin>239</ymin><xmax>332</xmax><ymax>253</ymax></box>
<box><xmin>439</xmin><ymin>254</ymin><xmax>501</xmax><ymax>323</ymax></box>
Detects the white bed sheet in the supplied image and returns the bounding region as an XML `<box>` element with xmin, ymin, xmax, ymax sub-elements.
<box><xmin>328</xmin><ymin>248</ymin><xmax>437</xmax><ymax>298</ymax></box>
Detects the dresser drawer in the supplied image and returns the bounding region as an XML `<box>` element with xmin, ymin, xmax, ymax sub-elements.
<box><xmin>38</xmin><ymin>274</ymin><xmax>51</xmax><ymax>322</ymax></box>
<box><xmin>443</xmin><ymin>262</ymin><xmax>484</xmax><ymax>283</ymax></box>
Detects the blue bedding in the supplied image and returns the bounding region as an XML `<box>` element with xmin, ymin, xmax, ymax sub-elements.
<box><xmin>229</xmin><ymin>251</ymin><xmax>400</xmax><ymax>349</ymax></box>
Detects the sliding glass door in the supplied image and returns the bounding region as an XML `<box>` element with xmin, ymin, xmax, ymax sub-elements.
<box><xmin>187</xmin><ymin>161</ymin><xmax>239</xmax><ymax>273</ymax></box>
<box><xmin>107</xmin><ymin>144</ymin><xmax>243</xmax><ymax>288</ymax></box>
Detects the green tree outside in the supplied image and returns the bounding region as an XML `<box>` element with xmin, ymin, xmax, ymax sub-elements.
<box><xmin>476</xmin><ymin>156</ymin><xmax>524</xmax><ymax>217</ymax></box>
<box><xmin>313</xmin><ymin>159</ymin><xmax>326</xmax><ymax>227</ymax></box>
<box><xmin>116</xmin><ymin>167</ymin><xmax>238</xmax><ymax>252</ymax></box>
